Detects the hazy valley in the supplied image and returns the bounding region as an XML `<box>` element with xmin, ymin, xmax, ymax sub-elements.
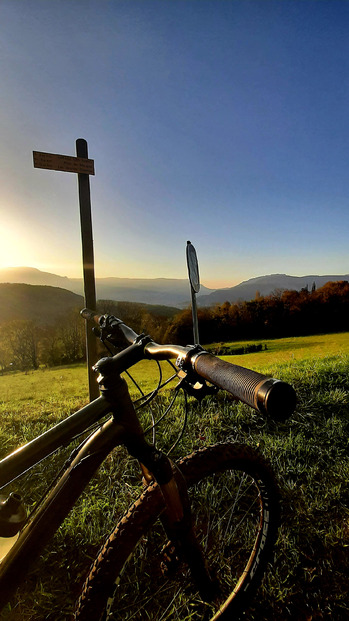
<box><xmin>1</xmin><ymin>266</ymin><xmax>349</xmax><ymax>311</ymax></box>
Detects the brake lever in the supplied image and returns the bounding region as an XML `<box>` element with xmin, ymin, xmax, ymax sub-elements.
<box><xmin>176</xmin><ymin>369</ymin><xmax>218</xmax><ymax>402</ymax></box>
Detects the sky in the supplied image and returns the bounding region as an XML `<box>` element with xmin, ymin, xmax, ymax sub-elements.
<box><xmin>1</xmin><ymin>0</ymin><xmax>349</xmax><ymax>290</ymax></box>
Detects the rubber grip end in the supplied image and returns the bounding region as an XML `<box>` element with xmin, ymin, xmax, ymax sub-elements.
<box><xmin>80</xmin><ymin>308</ymin><xmax>99</xmax><ymax>322</ymax></box>
<box><xmin>256</xmin><ymin>379</ymin><xmax>297</xmax><ymax>421</ymax></box>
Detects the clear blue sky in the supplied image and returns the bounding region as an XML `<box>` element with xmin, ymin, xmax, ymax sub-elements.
<box><xmin>1</xmin><ymin>0</ymin><xmax>348</xmax><ymax>288</ymax></box>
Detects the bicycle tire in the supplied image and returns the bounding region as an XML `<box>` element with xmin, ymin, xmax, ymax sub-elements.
<box><xmin>75</xmin><ymin>442</ymin><xmax>280</xmax><ymax>621</ymax></box>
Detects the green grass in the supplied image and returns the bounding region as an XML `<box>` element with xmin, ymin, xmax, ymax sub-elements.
<box><xmin>2</xmin><ymin>332</ymin><xmax>349</xmax><ymax>410</ymax></box>
<box><xmin>0</xmin><ymin>333</ymin><xmax>349</xmax><ymax>620</ymax></box>
<box><xmin>209</xmin><ymin>331</ymin><xmax>349</xmax><ymax>370</ymax></box>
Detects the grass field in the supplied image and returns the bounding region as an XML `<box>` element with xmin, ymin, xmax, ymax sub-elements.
<box><xmin>2</xmin><ymin>331</ymin><xmax>349</xmax><ymax>410</ymax></box>
<box><xmin>0</xmin><ymin>332</ymin><xmax>348</xmax><ymax>620</ymax></box>
<box><xmin>210</xmin><ymin>331</ymin><xmax>349</xmax><ymax>368</ymax></box>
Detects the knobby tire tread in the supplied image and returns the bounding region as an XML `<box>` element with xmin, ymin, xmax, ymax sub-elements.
<box><xmin>74</xmin><ymin>442</ymin><xmax>279</xmax><ymax>621</ymax></box>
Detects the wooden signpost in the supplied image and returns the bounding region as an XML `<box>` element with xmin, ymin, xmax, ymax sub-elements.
<box><xmin>33</xmin><ymin>139</ymin><xmax>99</xmax><ymax>401</ymax></box>
<box><xmin>33</xmin><ymin>150</ymin><xmax>95</xmax><ymax>175</ymax></box>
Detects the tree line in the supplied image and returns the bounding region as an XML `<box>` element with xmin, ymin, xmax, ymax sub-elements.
<box><xmin>1</xmin><ymin>280</ymin><xmax>348</xmax><ymax>372</ymax></box>
<box><xmin>0</xmin><ymin>311</ymin><xmax>86</xmax><ymax>373</ymax></box>
<box><xmin>163</xmin><ymin>280</ymin><xmax>349</xmax><ymax>345</ymax></box>
<box><xmin>0</xmin><ymin>301</ymin><xmax>172</xmax><ymax>373</ymax></box>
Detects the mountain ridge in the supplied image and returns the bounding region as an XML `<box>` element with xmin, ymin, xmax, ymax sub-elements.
<box><xmin>0</xmin><ymin>267</ymin><xmax>212</xmax><ymax>307</ymax></box>
<box><xmin>198</xmin><ymin>273</ymin><xmax>349</xmax><ymax>306</ymax></box>
<box><xmin>1</xmin><ymin>267</ymin><xmax>348</xmax><ymax>307</ymax></box>
<box><xmin>0</xmin><ymin>283</ymin><xmax>84</xmax><ymax>324</ymax></box>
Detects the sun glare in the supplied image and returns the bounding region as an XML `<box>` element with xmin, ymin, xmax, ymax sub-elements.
<box><xmin>0</xmin><ymin>224</ymin><xmax>36</xmax><ymax>269</ymax></box>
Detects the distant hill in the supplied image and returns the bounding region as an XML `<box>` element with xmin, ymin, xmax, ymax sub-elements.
<box><xmin>0</xmin><ymin>267</ymin><xmax>213</xmax><ymax>307</ymax></box>
<box><xmin>0</xmin><ymin>267</ymin><xmax>72</xmax><ymax>289</ymax></box>
<box><xmin>198</xmin><ymin>273</ymin><xmax>349</xmax><ymax>306</ymax></box>
<box><xmin>0</xmin><ymin>283</ymin><xmax>181</xmax><ymax>326</ymax></box>
<box><xmin>1</xmin><ymin>267</ymin><xmax>349</xmax><ymax>309</ymax></box>
<box><xmin>0</xmin><ymin>283</ymin><xmax>84</xmax><ymax>324</ymax></box>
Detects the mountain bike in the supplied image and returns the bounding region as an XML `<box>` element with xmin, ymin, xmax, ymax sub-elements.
<box><xmin>0</xmin><ymin>308</ymin><xmax>296</xmax><ymax>620</ymax></box>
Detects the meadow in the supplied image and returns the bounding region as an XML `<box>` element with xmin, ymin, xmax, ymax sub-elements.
<box><xmin>0</xmin><ymin>332</ymin><xmax>348</xmax><ymax>620</ymax></box>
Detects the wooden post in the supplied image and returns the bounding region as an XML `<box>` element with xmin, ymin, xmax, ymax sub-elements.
<box><xmin>33</xmin><ymin>142</ymin><xmax>98</xmax><ymax>401</ymax></box>
<box><xmin>76</xmin><ymin>139</ymin><xmax>99</xmax><ymax>401</ymax></box>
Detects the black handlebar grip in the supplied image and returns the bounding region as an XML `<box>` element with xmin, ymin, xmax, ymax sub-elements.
<box><xmin>193</xmin><ymin>353</ymin><xmax>296</xmax><ymax>421</ymax></box>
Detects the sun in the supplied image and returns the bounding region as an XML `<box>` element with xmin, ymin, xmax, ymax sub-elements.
<box><xmin>0</xmin><ymin>222</ymin><xmax>36</xmax><ymax>269</ymax></box>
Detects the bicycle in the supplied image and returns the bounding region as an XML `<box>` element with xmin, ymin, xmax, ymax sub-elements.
<box><xmin>0</xmin><ymin>308</ymin><xmax>296</xmax><ymax>620</ymax></box>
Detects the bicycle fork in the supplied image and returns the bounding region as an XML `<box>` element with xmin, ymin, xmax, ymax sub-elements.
<box><xmin>100</xmin><ymin>373</ymin><xmax>218</xmax><ymax>603</ymax></box>
<box><xmin>126</xmin><ymin>436</ymin><xmax>217</xmax><ymax>602</ymax></box>
<box><xmin>159</xmin><ymin>464</ymin><xmax>219</xmax><ymax>603</ymax></box>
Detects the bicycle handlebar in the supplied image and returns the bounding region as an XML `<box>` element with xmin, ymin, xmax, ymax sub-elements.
<box><xmin>81</xmin><ymin>308</ymin><xmax>296</xmax><ymax>420</ymax></box>
<box><xmin>191</xmin><ymin>351</ymin><xmax>296</xmax><ymax>421</ymax></box>
<box><xmin>80</xmin><ymin>308</ymin><xmax>138</xmax><ymax>344</ymax></box>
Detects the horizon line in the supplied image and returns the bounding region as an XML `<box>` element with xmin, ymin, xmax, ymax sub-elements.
<box><xmin>1</xmin><ymin>265</ymin><xmax>349</xmax><ymax>292</ymax></box>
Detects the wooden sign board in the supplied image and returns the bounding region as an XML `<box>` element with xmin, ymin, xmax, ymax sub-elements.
<box><xmin>33</xmin><ymin>151</ymin><xmax>95</xmax><ymax>175</ymax></box>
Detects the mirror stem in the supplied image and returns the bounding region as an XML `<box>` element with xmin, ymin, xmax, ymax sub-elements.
<box><xmin>191</xmin><ymin>287</ymin><xmax>200</xmax><ymax>345</ymax></box>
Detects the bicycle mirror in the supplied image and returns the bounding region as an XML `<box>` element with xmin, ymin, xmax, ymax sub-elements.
<box><xmin>186</xmin><ymin>241</ymin><xmax>200</xmax><ymax>345</ymax></box>
<box><xmin>186</xmin><ymin>241</ymin><xmax>200</xmax><ymax>293</ymax></box>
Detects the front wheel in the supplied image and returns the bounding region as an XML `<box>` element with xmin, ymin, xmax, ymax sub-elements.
<box><xmin>75</xmin><ymin>443</ymin><xmax>280</xmax><ymax>620</ymax></box>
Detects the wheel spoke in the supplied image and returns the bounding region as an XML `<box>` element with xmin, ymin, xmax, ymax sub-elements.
<box><xmin>75</xmin><ymin>444</ymin><xmax>279</xmax><ymax>621</ymax></box>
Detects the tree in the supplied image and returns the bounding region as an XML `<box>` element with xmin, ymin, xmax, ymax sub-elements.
<box><xmin>40</xmin><ymin>325</ymin><xmax>64</xmax><ymax>367</ymax></box>
<box><xmin>5</xmin><ymin>320</ymin><xmax>39</xmax><ymax>371</ymax></box>
<box><xmin>0</xmin><ymin>340</ymin><xmax>11</xmax><ymax>374</ymax></box>
<box><xmin>59</xmin><ymin>313</ymin><xmax>86</xmax><ymax>363</ymax></box>
<box><xmin>163</xmin><ymin>308</ymin><xmax>194</xmax><ymax>345</ymax></box>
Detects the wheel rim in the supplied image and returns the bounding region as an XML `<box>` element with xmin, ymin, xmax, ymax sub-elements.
<box><xmin>106</xmin><ymin>468</ymin><xmax>267</xmax><ymax>620</ymax></box>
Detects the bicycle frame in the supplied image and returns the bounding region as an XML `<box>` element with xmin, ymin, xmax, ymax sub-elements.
<box><xmin>0</xmin><ymin>313</ymin><xmax>296</xmax><ymax>615</ymax></box>
<box><xmin>0</xmin><ymin>371</ymin><xmax>191</xmax><ymax>610</ymax></box>
<box><xmin>0</xmin><ymin>395</ymin><xmax>111</xmax><ymax>489</ymax></box>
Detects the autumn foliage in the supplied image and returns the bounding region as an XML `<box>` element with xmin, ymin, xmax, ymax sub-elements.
<box><xmin>164</xmin><ymin>280</ymin><xmax>349</xmax><ymax>345</ymax></box>
<box><xmin>1</xmin><ymin>281</ymin><xmax>349</xmax><ymax>370</ymax></box>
